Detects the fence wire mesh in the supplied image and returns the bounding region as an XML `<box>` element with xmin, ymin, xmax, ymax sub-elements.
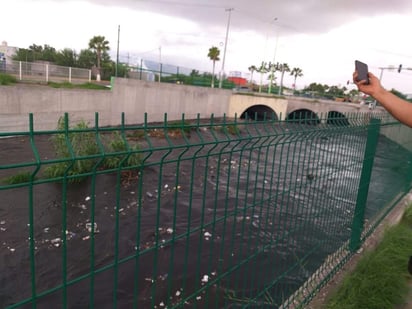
<box><xmin>3</xmin><ymin>60</ymin><xmax>91</xmax><ymax>84</ymax></box>
<box><xmin>1</xmin><ymin>112</ymin><xmax>411</xmax><ymax>308</ymax></box>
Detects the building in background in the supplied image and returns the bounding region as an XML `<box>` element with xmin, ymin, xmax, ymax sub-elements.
<box><xmin>0</xmin><ymin>41</ymin><xmax>17</xmax><ymax>67</ymax></box>
<box><xmin>227</xmin><ymin>71</ymin><xmax>247</xmax><ymax>86</ymax></box>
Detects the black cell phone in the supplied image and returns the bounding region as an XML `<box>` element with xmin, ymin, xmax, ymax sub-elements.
<box><xmin>355</xmin><ymin>60</ymin><xmax>369</xmax><ymax>84</ymax></box>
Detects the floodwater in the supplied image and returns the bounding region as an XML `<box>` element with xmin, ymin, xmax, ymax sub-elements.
<box><xmin>0</xmin><ymin>122</ymin><xmax>410</xmax><ymax>308</ymax></box>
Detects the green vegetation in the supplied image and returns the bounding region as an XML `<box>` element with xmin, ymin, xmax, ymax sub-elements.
<box><xmin>207</xmin><ymin>46</ymin><xmax>220</xmax><ymax>88</ymax></box>
<box><xmin>219</xmin><ymin>124</ymin><xmax>241</xmax><ymax>135</ymax></box>
<box><xmin>0</xmin><ymin>73</ymin><xmax>17</xmax><ymax>85</ymax></box>
<box><xmin>44</xmin><ymin>118</ymin><xmax>142</xmax><ymax>183</ymax></box>
<box><xmin>44</xmin><ymin>118</ymin><xmax>99</xmax><ymax>183</ymax></box>
<box><xmin>12</xmin><ymin>36</ymin><xmax>124</xmax><ymax>80</ymax></box>
<box><xmin>326</xmin><ymin>205</ymin><xmax>412</xmax><ymax>309</ymax></box>
<box><xmin>102</xmin><ymin>132</ymin><xmax>141</xmax><ymax>169</ymax></box>
<box><xmin>2</xmin><ymin>171</ymin><xmax>34</xmax><ymax>185</ymax></box>
<box><xmin>160</xmin><ymin>71</ymin><xmax>235</xmax><ymax>89</ymax></box>
<box><xmin>47</xmin><ymin>81</ymin><xmax>109</xmax><ymax>90</ymax></box>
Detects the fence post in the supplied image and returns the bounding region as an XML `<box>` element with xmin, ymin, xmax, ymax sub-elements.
<box><xmin>19</xmin><ymin>61</ymin><xmax>22</xmax><ymax>80</ymax></box>
<box><xmin>69</xmin><ymin>67</ymin><xmax>72</xmax><ymax>83</ymax></box>
<box><xmin>46</xmin><ymin>64</ymin><xmax>49</xmax><ymax>83</ymax></box>
<box><xmin>349</xmin><ymin>117</ymin><xmax>381</xmax><ymax>252</ymax></box>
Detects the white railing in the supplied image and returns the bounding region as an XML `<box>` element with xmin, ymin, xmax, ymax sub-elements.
<box><xmin>1</xmin><ymin>60</ymin><xmax>91</xmax><ymax>83</ymax></box>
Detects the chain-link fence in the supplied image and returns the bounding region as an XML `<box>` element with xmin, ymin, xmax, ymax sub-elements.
<box><xmin>1</xmin><ymin>60</ymin><xmax>91</xmax><ymax>84</ymax></box>
<box><xmin>1</xmin><ymin>112</ymin><xmax>411</xmax><ymax>308</ymax></box>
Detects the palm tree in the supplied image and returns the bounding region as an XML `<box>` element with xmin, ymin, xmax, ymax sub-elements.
<box><xmin>257</xmin><ymin>61</ymin><xmax>269</xmax><ymax>93</ymax></box>
<box><xmin>290</xmin><ymin>67</ymin><xmax>303</xmax><ymax>90</ymax></box>
<box><xmin>268</xmin><ymin>62</ymin><xmax>279</xmax><ymax>94</ymax></box>
<box><xmin>88</xmin><ymin>35</ymin><xmax>110</xmax><ymax>81</ymax></box>
<box><xmin>278</xmin><ymin>63</ymin><xmax>290</xmax><ymax>95</ymax></box>
<box><xmin>207</xmin><ymin>46</ymin><xmax>220</xmax><ymax>88</ymax></box>
<box><xmin>248</xmin><ymin>65</ymin><xmax>257</xmax><ymax>84</ymax></box>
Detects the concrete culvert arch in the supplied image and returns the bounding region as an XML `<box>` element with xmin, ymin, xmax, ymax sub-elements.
<box><xmin>240</xmin><ymin>104</ymin><xmax>278</xmax><ymax>121</ymax></box>
<box><xmin>327</xmin><ymin>111</ymin><xmax>349</xmax><ymax>126</ymax></box>
<box><xmin>286</xmin><ymin>109</ymin><xmax>320</xmax><ymax>125</ymax></box>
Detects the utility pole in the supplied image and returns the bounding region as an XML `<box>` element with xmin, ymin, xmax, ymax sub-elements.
<box><xmin>218</xmin><ymin>8</ymin><xmax>234</xmax><ymax>89</ymax></box>
<box><xmin>158</xmin><ymin>46</ymin><xmax>162</xmax><ymax>83</ymax></box>
<box><xmin>268</xmin><ymin>18</ymin><xmax>278</xmax><ymax>94</ymax></box>
<box><xmin>116</xmin><ymin>25</ymin><xmax>120</xmax><ymax>77</ymax></box>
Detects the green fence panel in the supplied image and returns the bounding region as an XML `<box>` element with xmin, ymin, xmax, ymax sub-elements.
<box><xmin>0</xmin><ymin>112</ymin><xmax>410</xmax><ymax>308</ymax></box>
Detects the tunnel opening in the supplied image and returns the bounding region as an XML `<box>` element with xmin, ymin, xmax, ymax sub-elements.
<box><xmin>327</xmin><ymin>111</ymin><xmax>349</xmax><ymax>126</ymax></box>
<box><xmin>240</xmin><ymin>104</ymin><xmax>278</xmax><ymax>121</ymax></box>
<box><xmin>286</xmin><ymin>109</ymin><xmax>320</xmax><ymax>125</ymax></box>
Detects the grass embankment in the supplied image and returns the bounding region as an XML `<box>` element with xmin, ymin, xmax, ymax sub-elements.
<box><xmin>0</xmin><ymin>73</ymin><xmax>17</xmax><ymax>85</ymax></box>
<box><xmin>47</xmin><ymin>81</ymin><xmax>109</xmax><ymax>90</ymax></box>
<box><xmin>326</xmin><ymin>206</ymin><xmax>412</xmax><ymax>309</ymax></box>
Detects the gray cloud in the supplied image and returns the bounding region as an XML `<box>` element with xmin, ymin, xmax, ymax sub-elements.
<box><xmin>56</xmin><ymin>0</ymin><xmax>412</xmax><ymax>35</ymax></box>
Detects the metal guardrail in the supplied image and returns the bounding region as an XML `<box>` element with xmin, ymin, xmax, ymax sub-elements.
<box><xmin>1</xmin><ymin>112</ymin><xmax>411</xmax><ymax>308</ymax></box>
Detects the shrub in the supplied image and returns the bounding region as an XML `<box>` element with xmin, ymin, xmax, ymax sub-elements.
<box><xmin>102</xmin><ymin>132</ymin><xmax>142</xmax><ymax>169</ymax></box>
<box><xmin>44</xmin><ymin>118</ymin><xmax>99</xmax><ymax>182</ymax></box>
<box><xmin>44</xmin><ymin>119</ymin><xmax>142</xmax><ymax>182</ymax></box>
<box><xmin>2</xmin><ymin>171</ymin><xmax>34</xmax><ymax>185</ymax></box>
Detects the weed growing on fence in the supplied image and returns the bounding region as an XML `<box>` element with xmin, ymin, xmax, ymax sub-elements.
<box><xmin>43</xmin><ymin>118</ymin><xmax>142</xmax><ymax>183</ymax></box>
<box><xmin>102</xmin><ymin>132</ymin><xmax>142</xmax><ymax>169</ymax></box>
<box><xmin>0</xmin><ymin>73</ymin><xmax>17</xmax><ymax>85</ymax></box>
<box><xmin>213</xmin><ymin>124</ymin><xmax>241</xmax><ymax>135</ymax></box>
<box><xmin>44</xmin><ymin>118</ymin><xmax>99</xmax><ymax>183</ymax></box>
<box><xmin>326</xmin><ymin>205</ymin><xmax>412</xmax><ymax>309</ymax></box>
<box><xmin>165</xmin><ymin>120</ymin><xmax>192</xmax><ymax>138</ymax></box>
<box><xmin>2</xmin><ymin>171</ymin><xmax>34</xmax><ymax>185</ymax></box>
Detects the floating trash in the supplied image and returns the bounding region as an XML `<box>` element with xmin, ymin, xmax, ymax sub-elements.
<box><xmin>204</xmin><ymin>232</ymin><xmax>212</xmax><ymax>240</ymax></box>
<box><xmin>85</xmin><ymin>222</ymin><xmax>99</xmax><ymax>233</ymax></box>
<box><xmin>50</xmin><ymin>238</ymin><xmax>61</xmax><ymax>247</ymax></box>
<box><xmin>201</xmin><ymin>275</ymin><xmax>209</xmax><ymax>283</ymax></box>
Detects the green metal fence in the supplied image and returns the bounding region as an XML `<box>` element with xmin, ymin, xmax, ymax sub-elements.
<box><xmin>1</xmin><ymin>112</ymin><xmax>411</xmax><ymax>308</ymax></box>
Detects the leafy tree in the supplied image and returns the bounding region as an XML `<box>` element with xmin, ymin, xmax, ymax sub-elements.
<box><xmin>41</xmin><ymin>44</ymin><xmax>57</xmax><ymax>62</ymax></box>
<box><xmin>190</xmin><ymin>69</ymin><xmax>200</xmax><ymax>77</ymax></box>
<box><xmin>12</xmin><ymin>48</ymin><xmax>32</xmax><ymax>62</ymax></box>
<box><xmin>327</xmin><ymin>85</ymin><xmax>346</xmax><ymax>97</ymax></box>
<box><xmin>88</xmin><ymin>35</ymin><xmax>110</xmax><ymax>79</ymax></box>
<box><xmin>304</xmin><ymin>83</ymin><xmax>328</xmax><ymax>93</ymax></box>
<box><xmin>55</xmin><ymin>48</ymin><xmax>77</xmax><ymax>67</ymax></box>
<box><xmin>290</xmin><ymin>67</ymin><xmax>303</xmax><ymax>90</ymax></box>
<box><xmin>13</xmin><ymin>44</ymin><xmax>58</xmax><ymax>62</ymax></box>
<box><xmin>28</xmin><ymin>44</ymin><xmax>43</xmax><ymax>61</ymax></box>
<box><xmin>77</xmin><ymin>49</ymin><xmax>96</xmax><ymax>69</ymax></box>
<box><xmin>207</xmin><ymin>46</ymin><xmax>220</xmax><ymax>88</ymax></box>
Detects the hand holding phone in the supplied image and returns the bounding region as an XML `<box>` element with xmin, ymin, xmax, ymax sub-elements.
<box><xmin>355</xmin><ymin>60</ymin><xmax>369</xmax><ymax>85</ymax></box>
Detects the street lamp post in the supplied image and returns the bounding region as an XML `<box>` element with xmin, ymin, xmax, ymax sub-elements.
<box><xmin>218</xmin><ymin>8</ymin><xmax>233</xmax><ymax>89</ymax></box>
<box><xmin>268</xmin><ymin>18</ymin><xmax>279</xmax><ymax>94</ymax></box>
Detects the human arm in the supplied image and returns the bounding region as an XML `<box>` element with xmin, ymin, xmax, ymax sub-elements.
<box><xmin>353</xmin><ymin>71</ymin><xmax>412</xmax><ymax>128</ymax></box>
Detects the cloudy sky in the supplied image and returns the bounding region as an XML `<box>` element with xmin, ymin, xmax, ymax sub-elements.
<box><xmin>3</xmin><ymin>0</ymin><xmax>412</xmax><ymax>93</ymax></box>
